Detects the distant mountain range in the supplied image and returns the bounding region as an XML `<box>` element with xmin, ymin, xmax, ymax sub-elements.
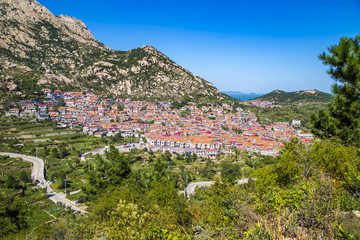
<box><xmin>0</xmin><ymin>0</ymin><xmax>228</xmax><ymax>102</ymax></box>
<box><xmin>254</xmin><ymin>89</ymin><xmax>334</xmax><ymax>104</ymax></box>
<box><xmin>223</xmin><ymin>91</ymin><xmax>263</xmax><ymax>95</ymax></box>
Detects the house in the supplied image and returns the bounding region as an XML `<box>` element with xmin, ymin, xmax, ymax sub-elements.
<box><xmin>58</xmin><ymin>107</ymin><xmax>66</xmax><ymax>114</ymax></box>
<box><xmin>107</xmin><ymin>127</ymin><xmax>120</xmax><ymax>136</ymax></box>
<box><xmin>9</xmin><ymin>108</ymin><xmax>20</xmax><ymax>116</ymax></box>
<box><xmin>53</xmin><ymin>90</ymin><xmax>62</xmax><ymax>100</ymax></box>
<box><xmin>37</xmin><ymin>112</ymin><xmax>49</xmax><ymax>120</ymax></box>
<box><xmin>38</xmin><ymin>104</ymin><xmax>48</xmax><ymax>112</ymax></box>
<box><xmin>83</xmin><ymin>125</ymin><xmax>99</xmax><ymax>134</ymax></box>
<box><xmin>292</xmin><ymin>119</ymin><xmax>301</xmax><ymax>126</ymax></box>
<box><xmin>297</xmin><ymin>133</ymin><xmax>314</xmax><ymax>141</ymax></box>
<box><xmin>94</xmin><ymin>131</ymin><xmax>107</xmax><ymax>137</ymax></box>
<box><xmin>25</xmin><ymin>105</ymin><xmax>36</xmax><ymax>114</ymax></box>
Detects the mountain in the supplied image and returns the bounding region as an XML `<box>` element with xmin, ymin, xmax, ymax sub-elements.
<box><xmin>0</xmin><ymin>0</ymin><xmax>226</xmax><ymax>102</ymax></box>
<box><xmin>255</xmin><ymin>89</ymin><xmax>334</xmax><ymax>104</ymax></box>
<box><xmin>222</xmin><ymin>91</ymin><xmax>262</xmax><ymax>95</ymax></box>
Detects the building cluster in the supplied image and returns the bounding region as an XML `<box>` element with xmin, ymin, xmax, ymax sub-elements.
<box><xmin>7</xmin><ymin>89</ymin><xmax>314</xmax><ymax>157</ymax></box>
<box><xmin>242</xmin><ymin>99</ymin><xmax>281</xmax><ymax>108</ymax></box>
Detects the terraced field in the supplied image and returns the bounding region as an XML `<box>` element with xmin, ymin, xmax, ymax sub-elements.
<box><xmin>0</xmin><ymin>154</ymin><xmax>66</xmax><ymax>237</ymax></box>
<box><xmin>0</xmin><ymin>116</ymin><xmax>135</xmax><ymax>203</ymax></box>
<box><xmin>0</xmin><ymin>117</ymin><xmax>78</xmax><ymax>142</ymax></box>
<box><xmin>0</xmin><ymin>117</ymin><xmax>92</xmax><ymax>199</ymax></box>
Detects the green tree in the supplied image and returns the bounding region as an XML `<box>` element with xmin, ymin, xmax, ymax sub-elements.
<box><xmin>5</xmin><ymin>175</ymin><xmax>18</xmax><ymax>189</ymax></box>
<box><xmin>43</xmin><ymin>146</ymin><xmax>49</xmax><ymax>157</ymax></box>
<box><xmin>311</xmin><ymin>36</ymin><xmax>360</xmax><ymax>146</ymax></box>
<box><xmin>50</xmin><ymin>148</ymin><xmax>60</xmax><ymax>159</ymax></box>
<box><xmin>59</xmin><ymin>144</ymin><xmax>69</xmax><ymax>158</ymax></box>
<box><xmin>220</xmin><ymin>161</ymin><xmax>241</xmax><ymax>185</ymax></box>
<box><xmin>84</xmin><ymin>146</ymin><xmax>131</xmax><ymax>194</ymax></box>
<box><xmin>19</xmin><ymin>170</ymin><xmax>30</xmax><ymax>183</ymax></box>
<box><xmin>0</xmin><ymin>193</ymin><xmax>33</xmax><ymax>237</ymax></box>
<box><xmin>57</xmin><ymin>170</ymin><xmax>66</xmax><ymax>189</ymax></box>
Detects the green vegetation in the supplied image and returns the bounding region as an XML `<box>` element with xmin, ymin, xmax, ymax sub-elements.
<box><xmin>1</xmin><ymin>34</ymin><xmax>360</xmax><ymax>239</ymax></box>
<box><xmin>312</xmin><ymin>36</ymin><xmax>360</xmax><ymax>147</ymax></box>
<box><xmin>7</xmin><ymin>137</ymin><xmax>358</xmax><ymax>239</ymax></box>
<box><xmin>256</xmin><ymin>89</ymin><xmax>334</xmax><ymax>105</ymax></box>
<box><xmin>241</xmin><ymin>90</ymin><xmax>334</xmax><ymax>132</ymax></box>
<box><xmin>246</xmin><ymin>104</ymin><xmax>325</xmax><ymax>131</ymax></box>
<box><xmin>0</xmin><ymin>155</ymin><xmax>66</xmax><ymax>239</ymax></box>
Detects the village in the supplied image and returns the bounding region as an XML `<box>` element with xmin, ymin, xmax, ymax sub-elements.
<box><xmin>7</xmin><ymin>89</ymin><xmax>313</xmax><ymax>158</ymax></box>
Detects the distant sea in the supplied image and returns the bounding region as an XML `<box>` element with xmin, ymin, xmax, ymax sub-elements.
<box><xmin>224</xmin><ymin>92</ymin><xmax>265</xmax><ymax>101</ymax></box>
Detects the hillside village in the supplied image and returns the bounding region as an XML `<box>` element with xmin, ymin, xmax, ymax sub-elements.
<box><xmin>7</xmin><ymin>89</ymin><xmax>313</xmax><ymax>157</ymax></box>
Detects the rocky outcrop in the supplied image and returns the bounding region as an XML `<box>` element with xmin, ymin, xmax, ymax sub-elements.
<box><xmin>0</xmin><ymin>0</ymin><xmax>226</xmax><ymax>102</ymax></box>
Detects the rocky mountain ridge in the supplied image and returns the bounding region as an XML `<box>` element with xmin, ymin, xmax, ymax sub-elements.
<box><xmin>0</xmin><ymin>0</ymin><xmax>226</xmax><ymax>102</ymax></box>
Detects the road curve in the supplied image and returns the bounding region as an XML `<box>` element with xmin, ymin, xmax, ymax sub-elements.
<box><xmin>81</xmin><ymin>144</ymin><xmax>139</xmax><ymax>161</ymax></box>
<box><xmin>0</xmin><ymin>152</ymin><xmax>87</xmax><ymax>214</ymax></box>
<box><xmin>185</xmin><ymin>178</ymin><xmax>249</xmax><ymax>195</ymax></box>
<box><xmin>186</xmin><ymin>181</ymin><xmax>215</xmax><ymax>195</ymax></box>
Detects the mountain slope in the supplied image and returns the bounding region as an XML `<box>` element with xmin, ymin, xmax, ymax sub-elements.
<box><xmin>255</xmin><ymin>90</ymin><xmax>334</xmax><ymax>105</ymax></box>
<box><xmin>0</xmin><ymin>0</ymin><xmax>226</xmax><ymax>102</ymax></box>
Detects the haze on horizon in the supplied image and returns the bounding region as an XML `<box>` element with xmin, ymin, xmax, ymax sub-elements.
<box><xmin>37</xmin><ymin>0</ymin><xmax>360</xmax><ymax>94</ymax></box>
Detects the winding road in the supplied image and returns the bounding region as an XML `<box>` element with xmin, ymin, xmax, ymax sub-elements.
<box><xmin>185</xmin><ymin>178</ymin><xmax>249</xmax><ymax>195</ymax></box>
<box><xmin>81</xmin><ymin>143</ymin><xmax>141</xmax><ymax>161</ymax></box>
<box><xmin>0</xmin><ymin>152</ymin><xmax>87</xmax><ymax>215</ymax></box>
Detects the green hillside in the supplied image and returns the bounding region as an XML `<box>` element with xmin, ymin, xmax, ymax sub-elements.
<box><xmin>255</xmin><ymin>90</ymin><xmax>334</xmax><ymax>105</ymax></box>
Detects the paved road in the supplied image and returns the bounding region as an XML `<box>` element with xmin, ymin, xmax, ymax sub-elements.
<box><xmin>185</xmin><ymin>178</ymin><xmax>249</xmax><ymax>195</ymax></box>
<box><xmin>0</xmin><ymin>152</ymin><xmax>87</xmax><ymax>215</ymax></box>
<box><xmin>186</xmin><ymin>181</ymin><xmax>215</xmax><ymax>195</ymax></box>
<box><xmin>69</xmin><ymin>189</ymin><xmax>81</xmax><ymax>195</ymax></box>
<box><xmin>81</xmin><ymin>143</ymin><xmax>144</xmax><ymax>160</ymax></box>
<box><xmin>0</xmin><ymin>152</ymin><xmax>45</xmax><ymax>185</ymax></box>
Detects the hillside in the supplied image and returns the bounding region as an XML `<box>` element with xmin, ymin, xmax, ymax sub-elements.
<box><xmin>255</xmin><ymin>89</ymin><xmax>334</xmax><ymax>105</ymax></box>
<box><xmin>0</xmin><ymin>0</ymin><xmax>226</xmax><ymax>102</ymax></box>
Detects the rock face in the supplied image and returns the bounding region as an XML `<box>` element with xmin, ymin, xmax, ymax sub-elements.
<box><xmin>0</xmin><ymin>0</ymin><xmax>226</xmax><ymax>102</ymax></box>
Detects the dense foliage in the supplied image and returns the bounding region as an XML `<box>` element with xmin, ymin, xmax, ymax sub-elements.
<box><xmin>256</xmin><ymin>90</ymin><xmax>334</xmax><ymax>105</ymax></box>
<box><xmin>312</xmin><ymin>36</ymin><xmax>360</xmax><ymax>146</ymax></box>
<box><xmin>12</xmin><ymin>140</ymin><xmax>359</xmax><ymax>239</ymax></box>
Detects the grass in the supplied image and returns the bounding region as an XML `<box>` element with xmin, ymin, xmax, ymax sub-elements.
<box><xmin>0</xmin><ymin>129</ymin><xmax>73</xmax><ymax>136</ymax></box>
<box><xmin>0</xmin><ymin>123</ymin><xmax>54</xmax><ymax>131</ymax></box>
<box><xmin>0</xmin><ymin>120</ymin><xmax>36</xmax><ymax>126</ymax></box>
<box><xmin>23</xmin><ymin>133</ymin><xmax>83</xmax><ymax>141</ymax></box>
<box><xmin>29</xmin><ymin>208</ymin><xmax>53</xmax><ymax>227</ymax></box>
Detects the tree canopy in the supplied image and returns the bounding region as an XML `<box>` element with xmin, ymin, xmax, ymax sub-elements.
<box><xmin>311</xmin><ymin>36</ymin><xmax>360</xmax><ymax>146</ymax></box>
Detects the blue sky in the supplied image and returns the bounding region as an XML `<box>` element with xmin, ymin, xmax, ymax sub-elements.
<box><xmin>37</xmin><ymin>0</ymin><xmax>360</xmax><ymax>93</ymax></box>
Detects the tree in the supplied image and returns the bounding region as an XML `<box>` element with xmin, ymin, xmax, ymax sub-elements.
<box><xmin>311</xmin><ymin>36</ymin><xmax>360</xmax><ymax>146</ymax></box>
<box><xmin>0</xmin><ymin>193</ymin><xmax>33</xmax><ymax>237</ymax></box>
<box><xmin>43</xmin><ymin>146</ymin><xmax>49</xmax><ymax>157</ymax></box>
<box><xmin>220</xmin><ymin>161</ymin><xmax>241</xmax><ymax>185</ymax></box>
<box><xmin>19</xmin><ymin>170</ymin><xmax>30</xmax><ymax>183</ymax></box>
<box><xmin>84</xmin><ymin>146</ymin><xmax>131</xmax><ymax>194</ymax></box>
<box><xmin>5</xmin><ymin>175</ymin><xmax>18</xmax><ymax>189</ymax></box>
<box><xmin>50</xmin><ymin>148</ymin><xmax>60</xmax><ymax>159</ymax></box>
<box><xmin>57</xmin><ymin>170</ymin><xmax>66</xmax><ymax>189</ymax></box>
<box><xmin>59</xmin><ymin>144</ymin><xmax>69</xmax><ymax>158</ymax></box>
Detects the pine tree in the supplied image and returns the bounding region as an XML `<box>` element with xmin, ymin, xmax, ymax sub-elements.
<box><xmin>311</xmin><ymin>36</ymin><xmax>360</xmax><ymax>146</ymax></box>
